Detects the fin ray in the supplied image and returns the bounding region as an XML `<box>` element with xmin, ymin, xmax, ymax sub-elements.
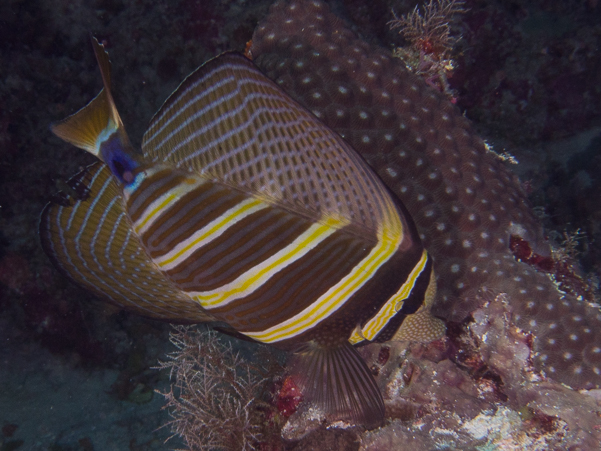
<box><xmin>50</xmin><ymin>89</ymin><xmax>111</xmax><ymax>155</ymax></box>
<box><xmin>290</xmin><ymin>340</ymin><xmax>385</xmax><ymax>428</ymax></box>
<box><xmin>50</xmin><ymin>37</ymin><xmax>132</xmax><ymax>159</ymax></box>
<box><xmin>91</xmin><ymin>36</ymin><xmax>129</xmax><ymax>142</ymax></box>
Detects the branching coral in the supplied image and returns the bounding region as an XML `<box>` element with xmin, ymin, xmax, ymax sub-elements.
<box><xmin>388</xmin><ymin>0</ymin><xmax>466</xmax><ymax>99</ymax></box>
<box><xmin>156</xmin><ymin>326</ymin><xmax>267</xmax><ymax>451</ymax></box>
<box><xmin>389</xmin><ymin>0</ymin><xmax>465</xmax><ymax>56</ymax></box>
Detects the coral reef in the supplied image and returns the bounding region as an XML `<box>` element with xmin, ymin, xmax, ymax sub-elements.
<box><xmin>265</xmin><ymin>289</ymin><xmax>601</xmax><ymax>449</ymax></box>
<box><xmin>250</xmin><ymin>0</ymin><xmax>601</xmax><ymax>392</ymax></box>
<box><xmin>357</xmin><ymin>292</ymin><xmax>601</xmax><ymax>449</ymax></box>
<box><xmin>530</xmin><ymin>135</ymin><xmax>601</xmax><ymax>294</ymax></box>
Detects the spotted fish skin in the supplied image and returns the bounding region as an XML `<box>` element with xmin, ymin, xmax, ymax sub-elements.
<box><xmin>42</xmin><ymin>40</ymin><xmax>445</xmax><ymax>427</ymax></box>
<box><xmin>249</xmin><ymin>0</ymin><xmax>601</xmax><ymax>390</ymax></box>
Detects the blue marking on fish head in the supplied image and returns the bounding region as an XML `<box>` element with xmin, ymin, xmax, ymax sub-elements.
<box><xmin>100</xmin><ymin>132</ymin><xmax>140</xmax><ymax>186</ymax></box>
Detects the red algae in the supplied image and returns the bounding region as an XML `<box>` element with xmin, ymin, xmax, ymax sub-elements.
<box><xmin>276</xmin><ymin>376</ymin><xmax>303</xmax><ymax>418</ymax></box>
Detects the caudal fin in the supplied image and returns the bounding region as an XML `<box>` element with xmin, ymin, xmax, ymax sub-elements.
<box><xmin>50</xmin><ymin>37</ymin><xmax>130</xmax><ymax>159</ymax></box>
<box><xmin>50</xmin><ymin>88</ymin><xmax>112</xmax><ymax>156</ymax></box>
<box><xmin>290</xmin><ymin>340</ymin><xmax>385</xmax><ymax>429</ymax></box>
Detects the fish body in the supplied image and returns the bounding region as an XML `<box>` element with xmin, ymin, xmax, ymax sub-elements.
<box><xmin>41</xmin><ymin>39</ymin><xmax>444</xmax><ymax>427</ymax></box>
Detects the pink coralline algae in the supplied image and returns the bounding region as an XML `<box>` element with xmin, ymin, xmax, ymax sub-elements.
<box><xmin>249</xmin><ymin>0</ymin><xmax>601</xmax><ymax>394</ymax></box>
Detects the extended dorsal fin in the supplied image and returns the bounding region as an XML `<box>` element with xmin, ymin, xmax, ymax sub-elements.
<box><xmin>141</xmin><ymin>53</ymin><xmax>407</xmax><ymax>243</ymax></box>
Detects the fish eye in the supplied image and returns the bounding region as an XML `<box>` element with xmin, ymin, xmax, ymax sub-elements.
<box><xmin>112</xmin><ymin>158</ymin><xmax>126</xmax><ymax>178</ymax></box>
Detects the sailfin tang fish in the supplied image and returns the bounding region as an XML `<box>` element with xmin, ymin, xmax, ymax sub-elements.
<box><xmin>40</xmin><ymin>38</ymin><xmax>444</xmax><ymax>428</ymax></box>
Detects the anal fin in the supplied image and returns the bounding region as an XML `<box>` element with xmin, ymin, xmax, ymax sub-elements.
<box><xmin>290</xmin><ymin>340</ymin><xmax>385</xmax><ymax>429</ymax></box>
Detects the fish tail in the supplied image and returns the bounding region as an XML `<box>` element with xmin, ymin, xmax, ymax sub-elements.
<box><xmin>51</xmin><ymin>37</ymin><xmax>132</xmax><ymax>161</ymax></box>
<box><xmin>290</xmin><ymin>340</ymin><xmax>385</xmax><ymax>428</ymax></box>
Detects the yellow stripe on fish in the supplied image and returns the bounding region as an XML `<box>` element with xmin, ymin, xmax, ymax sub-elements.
<box><xmin>191</xmin><ymin>215</ymin><xmax>347</xmax><ymax>309</ymax></box>
<box><xmin>128</xmin><ymin>169</ymin><xmax>205</xmax><ymax>236</ymax></box>
<box><xmin>244</xmin><ymin>217</ymin><xmax>403</xmax><ymax>343</ymax></box>
<box><xmin>360</xmin><ymin>250</ymin><xmax>430</xmax><ymax>341</ymax></box>
<box><xmin>154</xmin><ymin>197</ymin><xmax>269</xmax><ymax>271</ymax></box>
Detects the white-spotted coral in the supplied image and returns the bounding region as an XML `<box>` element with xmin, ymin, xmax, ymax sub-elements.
<box><xmin>250</xmin><ymin>0</ymin><xmax>601</xmax><ymax>392</ymax></box>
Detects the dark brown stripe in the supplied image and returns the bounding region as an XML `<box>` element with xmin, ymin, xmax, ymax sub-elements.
<box><xmin>304</xmin><ymin>243</ymin><xmax>426</xmax><ymax>343</ymax></box>
<box><xmin>166</xmin><ymin>206</ymin><xmax>311</xmax><ymax>290</ymax></box>
<box><xmin>211</xmin><ymin>227</ymin><xmax>373</xmax><ymax>331</ymax></box>
<box><xmin>127</xmin><ymin>168</ymin><xmax>184</xmax><ymax>223</ymax></box>
<box><xmin>143</xmin><ymin>182</ymin><xmax>248</xmax><ymax>258</ymax></box>
<box><xmin>248</xmin><ymin>232</ymin><xmax>425</xmax><ymax>347</ymax></box>
<box><xmin>40</xmin><ymin>163</ymin><xmax>214</xmax><ymax>323</ymax></box>
<box><xmin>372</xmin><ymin>255</ymin><xmax>433</xmax><ymax>343</ymax></box>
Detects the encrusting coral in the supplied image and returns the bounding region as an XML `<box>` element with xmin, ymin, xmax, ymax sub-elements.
<box><xmin>358</xmin><ymin>292</ymin><xmax>601</xmax><ymax>449</ymax></box>
<box><xmin>250</xmin><ymin>0</ymin><xmax>601</xmax><ymax>393</ymax></box>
